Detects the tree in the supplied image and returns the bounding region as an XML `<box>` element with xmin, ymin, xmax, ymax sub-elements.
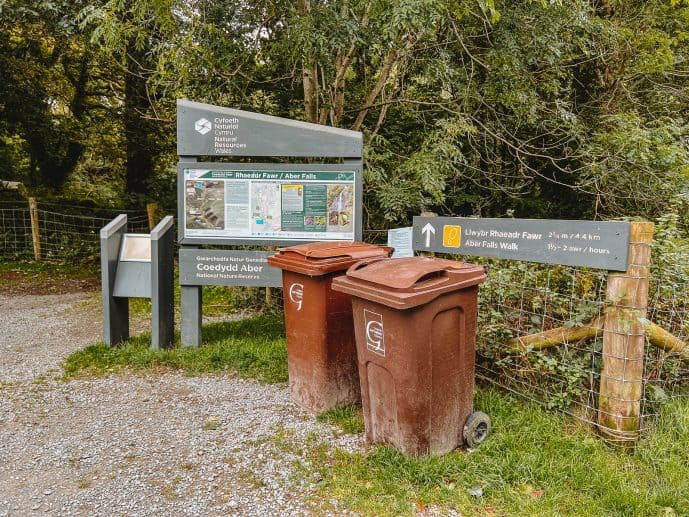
<box><xmin>81</xmin><ymin>0</ymin><xmax>177</xmax><ymax>203</ymax></box>
<box><xmin>0</xmin><ymin>0</ymin><xmax>98</xmax><ymax>189</ymax></box>
<box><xmin>2</xmin><ymin>0</ymin><xmax>687</xmax><ymax>224</ymax></box>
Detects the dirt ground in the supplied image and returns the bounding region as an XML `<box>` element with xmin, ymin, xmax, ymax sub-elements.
<box><xmin>0</xmin><ymin>267</ymin><xmax>100</xmax><ymax>297</ymax></box>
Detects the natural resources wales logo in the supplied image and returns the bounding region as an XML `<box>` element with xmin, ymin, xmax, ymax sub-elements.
<box><xmin>194</xmin><ymin>118</ymin><xmax>212</xmax><ymax>135</ymax></box>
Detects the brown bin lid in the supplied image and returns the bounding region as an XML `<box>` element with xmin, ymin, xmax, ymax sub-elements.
<box><xmin>331</xmin><ymin>257</ymin><xmax>486</xmax><ymax>309</ymax></box>
<box><xmin>266</xmin><ymin>241</ymin><xmax>393</xmax><ymax>276</ymax></box>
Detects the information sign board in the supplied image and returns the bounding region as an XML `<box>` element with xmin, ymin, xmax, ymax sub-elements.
<box><xmin>387</xmin><ymin>227</ymin><xmax>414</xmax><ymax>258</ymax></box>
<box><xmin>412</xmin><ymin>217</ymin><xmax>630</xmax><ymax>271</ymax></box>
<box><xmin>179</xmin><ymin>162</ymin><xmax>362</xmax><ymax>246</ymax></box>
<box><xmin>179</xmin><ymin>249</ymin><xmax>281</xmax><ymax>287</ymax></box>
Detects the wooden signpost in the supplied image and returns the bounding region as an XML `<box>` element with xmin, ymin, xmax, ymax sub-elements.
<box><xmin>597</xmin><ymin>221</ymin><xmax>654</xmax><ymax>444</ymax></box>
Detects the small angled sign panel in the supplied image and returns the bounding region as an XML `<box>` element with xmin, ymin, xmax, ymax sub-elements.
<box><xmin>177</xmin><ymin>99</ymin><xmax>362</xmax><ymax>157</ymax></box>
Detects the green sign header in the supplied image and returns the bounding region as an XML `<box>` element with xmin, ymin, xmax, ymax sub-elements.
<box><xmin>197</xmin><ymin>170</ymin><xmax>355</xmax><ymax>181</ymax></box>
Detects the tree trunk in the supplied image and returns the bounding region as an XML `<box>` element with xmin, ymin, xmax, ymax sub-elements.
<box><xmin>297</xmin><ymin>0</ymin><xmax>319</xmax><ymax>124</ymax></box>
<box><xmin>352</xmin><ymin>46</ymin><xmax>402</xmax><ymax>131</ymax></box>
<box><xmin>124</xmin><ymin>43</ymin><xmax>155</xmax><ymax>200</ymax></box>
<box><xmin>508</xmin><ymin>317</ymin><xmax>603</xmax><ymax>352</ymax></box>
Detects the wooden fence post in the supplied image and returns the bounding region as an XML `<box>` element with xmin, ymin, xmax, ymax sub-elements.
<box><xmin>147</xmin><ymin>202</ymin><xmax>159</xmax><ymax>232</ymax></box>
<box><xmin>28</xmin><ymin>197</ymin><xmax>42</xmax><ymax>261</ymax></box>
<box><xmin>597</xmin><ymin>221</ymin><xmax>654</xmax><ymax>444</ymax></box>
<box><xmin>265</xmin><ymin>286</ymin><xmax>273</xmax><ymax>308</ymax></box>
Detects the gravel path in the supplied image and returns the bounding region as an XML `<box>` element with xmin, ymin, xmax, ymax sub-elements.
<box><xmin>0</xmin><ymin>293</ymin><xmax>365</xmax><ymax>516</ymax></box>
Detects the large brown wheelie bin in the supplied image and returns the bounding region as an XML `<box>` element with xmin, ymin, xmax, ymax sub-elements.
<box><xmin>267</xmin><ymin>242</ymin><xmax>393</xmax><ymax>413</ymax></box>
<box><xmin>331</xmin><ymin>256</ymin><xmax>489</xmax><ymax>455</ymax></box>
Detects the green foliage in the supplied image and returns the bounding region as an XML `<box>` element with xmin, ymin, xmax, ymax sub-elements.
<box><xmin>0</xmin><ymin>0</ymin><xmax>97</xmax><ymax>189</ymax></box>
<box><xmin>2</xmin><ymin>0</ymin><xmax>689</xmax><ymax>219</ymax></box>
<box><xmin>201</xmin><ymin>285</ymin><xmax>283</xmax><ymax>316</ymax></box>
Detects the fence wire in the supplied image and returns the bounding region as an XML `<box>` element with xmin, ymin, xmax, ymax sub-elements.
<box><xmin>644</xmin><ymin>253</ymin><xmax>689</xmax><ymax>417</ymax></box>
<box><xmin>474</xmin><ymin>261</ymin><xmax>608</xmax><ymax>429</ymax></box>
<box><xmin>471</xmin><ymin>256</ymin><xmax>689</xmax><ymax>439</ymax></box>
<box><xmin>0</xmin><ymin>201</ymin><xmax>149</xmax><ymax>263</ymax></box>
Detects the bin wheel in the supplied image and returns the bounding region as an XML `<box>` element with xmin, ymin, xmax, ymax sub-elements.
<box><xmin>463</xmin><ymin>411</ymin><xmax>491</xmax><ymax>448</ymax></box>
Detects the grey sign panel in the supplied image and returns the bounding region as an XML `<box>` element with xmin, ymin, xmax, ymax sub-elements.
<box><xmin>177</xmin><ymin>99</ymin><xmax>362</xmax><ymax>158</ymax></box>
<box><xmin>178</xmin><ymin>161</ymin><xmax>362</xmax><ymax>246</ymax></box>
<box><xmin>179</xmin><ymin>249</ymin><xmax>282</xmax><ymax>287</ymax></box>
<box><xmin>412</xmin><ymin>217</ymin><xmax>631</xmax><ymax>271</ymax></box>
<box><xmin>112</xmin><ymin>261</ymin><xmax>152</xmax><ymax>298</ymax></box>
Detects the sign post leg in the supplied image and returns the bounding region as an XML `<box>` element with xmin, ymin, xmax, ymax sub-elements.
<box><xmin>181</xmin><ymin>286</ymin><xmax>202</xmax><ymax>347</ymax></box>
<box><xmin>180</xmin><ymin>246</ymin><xmax>202</xmax><ymax>347</ymax></box>
<box><xmin>100</xmin><ymin>215</ymin><xmax>129</xmax><ymax>345</ymax></box>
<box><xmin>151</xmin><ymin>217</ymin><xmax>175</xmax><ymax>349</ymax></box>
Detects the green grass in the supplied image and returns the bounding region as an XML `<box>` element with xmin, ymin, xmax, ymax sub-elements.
<box><xmin>307</xmin><ymin>388</ymin><xmax>689</xmax><ymax>516</ymax></box>
<box><xmin>317</xmin><ymin>405</ymin><xmax>365</xmax><ymax>434</ymax></box>
<box><xmin>129</xmin><ymin>283</ymin><xmax>280</xmax><ymax>319</ymax></box>
<box><xmin>0</xmin><ymin>260</ymin><xmax>98</xmax><ymax>284</ymax></box>
<box><xmin>62</xmin><ymin>313</ymin><xmax>287</xmax><ymax>383</ymax></box>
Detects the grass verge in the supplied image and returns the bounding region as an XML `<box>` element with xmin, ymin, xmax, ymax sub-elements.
<box><xmin>308</xmin><ymin>388</ymin><xmax>689</xmax><ymax>516</ymax></box>
<box><xmin>129</xmin><ymin>284</ymin><xmax>281</xmax><ymax>319</ymax></box>
<box><xmin>0</xmin><ymin>260</ymin><xmax>99</xmax><ymax>293</ymax></box>
<box><xmin>62</xmin><ymin>313</ymin><xmax>287</xmax><ymax>383</ymax></box>
<box><xmin>317</xmin><ymin>405</ymin><xmax>365</xmax><ymax>435</ymax></box>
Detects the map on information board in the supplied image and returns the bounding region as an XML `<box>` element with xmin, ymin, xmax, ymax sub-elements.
<box><xmin>182</xmin><ymin>168</ymin><xmax>356</xmax><ymax>242</ymax></box>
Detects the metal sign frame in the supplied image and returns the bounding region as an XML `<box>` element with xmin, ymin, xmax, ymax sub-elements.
<box><xmin>101</xmin><ymin>215</ymin><xmax>175</xmax><ymax>349</ymax></box>
<box><xmin>177</xmin><ymin>99</ymin><xmax>365</xmax><ymax>347</ymax></box>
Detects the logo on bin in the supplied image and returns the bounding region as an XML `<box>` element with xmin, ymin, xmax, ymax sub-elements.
<box><xmin>289</xmin><ymin>282</ymin><xmax>304</xmax><ymax>311</ymax></box>
<box><xmin>364</xmin><ymin>309</ymin><xmax>385</xmax><ymax>356</ymax></box>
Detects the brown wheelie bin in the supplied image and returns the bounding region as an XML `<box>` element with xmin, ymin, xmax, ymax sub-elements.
<box><xmin>331</xmin><ymin>256</ymin><xmax>489</xmax><ymax>455</ymax></box>
<box><xmin>267</xmin><ymin>242</ymin><xmax>392</xmax><ymax>413</ymax></box>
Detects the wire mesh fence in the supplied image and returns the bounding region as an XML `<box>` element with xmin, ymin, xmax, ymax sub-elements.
<box><xmin>474</xmin><ymin>260</ymin><xmax>610</xmax><ymax>427</ymax></box>
<box><xmin>0</xmin><ymin>201</ymin><xmax>150</xmax><ymax>263</ymax></box>
<box><xmin>644</xmin><ymin>250</ymin><xmax>689</xmax><ymax>419</ymax></box>
<box><xmin>0</xmin><ymin>205</ymin><xmax>33</xmax><ymax>259</ymax></box>
<box><xmin>472</xmin><ymin>255</ymin><xmax>689</xmax><ymax>441</ymax></box>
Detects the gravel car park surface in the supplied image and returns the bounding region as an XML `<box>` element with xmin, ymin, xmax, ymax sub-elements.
<box><xmin>0</xmin><ymin>291</ymin><xmax>364</xmax><ymax>516</ymax></box>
